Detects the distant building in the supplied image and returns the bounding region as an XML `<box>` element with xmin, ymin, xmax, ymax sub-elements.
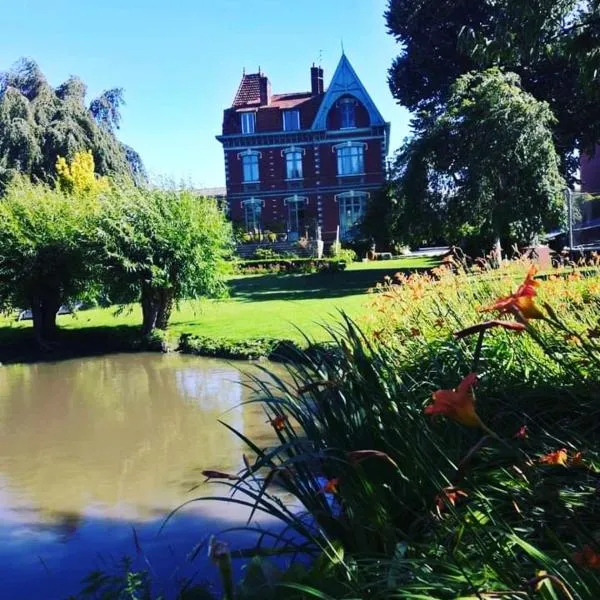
<box><xmin>194</xmin><ymin>186</ymin><xmax>227</xmax><ymax>200</ymax></box>
<box><xmin>580</xmin><ymin>151</ymin><xmax>600</xmax><ymax>193</ymax></box>
<box><xmin>216</xmin><ymin>54</ymin><xmax>390</xmax><ymax>241</ymax></box>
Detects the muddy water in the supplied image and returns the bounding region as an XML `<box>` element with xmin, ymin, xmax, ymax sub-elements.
<box><xmin>0</xmin><ymin>354</ymin><xmax>285</xmax><ymax>599</ymax></box>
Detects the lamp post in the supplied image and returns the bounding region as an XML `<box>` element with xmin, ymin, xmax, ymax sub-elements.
<box><xmin>566</xmin><ymin>188</ymin><xmax>574</xmax><ymax>250</ymax></box>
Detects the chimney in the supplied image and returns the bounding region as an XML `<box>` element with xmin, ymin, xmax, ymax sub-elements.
<box><xmin>311</xmin><ymin>64</ymin><xmax>324</xmax><ymax>95</ymax></box>
<box><xmin>259</xmin><ymin>73</ymin><xmax>271</xmax><ymax>106</ymax></box>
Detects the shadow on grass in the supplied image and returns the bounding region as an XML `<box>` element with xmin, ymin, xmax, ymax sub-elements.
<box><xmin>229</xmin><ymin>265</ymin><xmax>432</xmax><ymax>302</ymax></box>
<box><xmin>0</xmin><ymin>324</ymin><xmax>142</xmax><ymax>365</ymax></box>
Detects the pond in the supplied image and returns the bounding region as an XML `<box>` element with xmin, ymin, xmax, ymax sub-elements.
<box><xmin>0</xmin><ymin>353</ymin><xmax>287</xmax><ymax>599</ymax></box>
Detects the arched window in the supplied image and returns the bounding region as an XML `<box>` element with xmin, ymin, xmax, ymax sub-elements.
<box><xmin>284</xmin><ymin>195</ymin><xmax>308</xmax><ymax>239</ymax></box>
<box><xmin>238</xmin><ymin>150</ymin><xmax>261</xmax><ymax>183</ymax></box>
<box><xmin>335</xmin><ymin>191</ymin><xmax>369</xmax><ymax>240</ymax></box>
<box><xmin>333</xmin><ymin>141</ymin><xmax>366</xmax><ymax>176</ymax></box>
<box><xmin>338</xmin><ymin>97</ymin><xmax>357</xmax><ymax>129</ymax></box>
<box><xmin>282</xmin><ymin>146</ymin><xmax>304</xmax><ymax>180</ymax></box>
<box><xmin>241</xmin><ymin>198</ymin><xmax>264</xmax><ymax>231</ymax></box>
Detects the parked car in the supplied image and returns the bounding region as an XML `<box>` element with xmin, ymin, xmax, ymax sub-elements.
<box><xmin>16</xmin><ymin>302</ymin><xmax>84</xmax><ymax>322</ymax></box>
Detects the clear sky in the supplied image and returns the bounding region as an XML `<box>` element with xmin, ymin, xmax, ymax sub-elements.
<box><xmin>1</xmin><ymin>0</ymin><xmax>411</xmax><ymax>188</ymax></box>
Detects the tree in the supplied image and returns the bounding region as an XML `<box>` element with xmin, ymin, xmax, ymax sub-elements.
<box><xmin>0</xmin><ymin>179</ymin><xmax>102</xmax><ymax>344</ymax></box>
<box><xmin>385</xmin><ymin>0</ymin><xmax>600</xmax><ymax>178</ymax></box>
<box><xmin>0</xmin><ymin>58</ymin><xmax>144</xmax><ymax>192</ymax></box>
<box><xmin>100</xmin><ymin>185</ymin><xmax>232</xmax><ymax>335</ymax></box>
<box><xmin>382</xmin><ymin>70</ymin><xmax>565</xmax><ymax>256</ymax></box>
<box><xmin>56</xmin><ymin>150</ymin><xmax>109</xmax><ymax>194</ymax></box>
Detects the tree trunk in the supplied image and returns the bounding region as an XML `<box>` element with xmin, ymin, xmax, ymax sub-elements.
<box><xmin>31</xmin><ymin>289</ymin><xmax>62</xmax><ymax>346</ymax></box>
<box><xmin>141</xmin><ymin>284</ymin><xmax>160</xmax><ymax>336</ymax></box>
<box><xmin>155</xmin><ymin>288</ymin><xmax>174</xmax><ymax>330</ymax></box>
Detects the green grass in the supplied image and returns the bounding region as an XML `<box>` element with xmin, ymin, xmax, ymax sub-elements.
<box><xmin>0</xmin><ymin>257</ymin><xmax>438</xmax><ymax>349</ymax></box>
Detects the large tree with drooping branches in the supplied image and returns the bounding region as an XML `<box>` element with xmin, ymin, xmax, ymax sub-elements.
<box><xmin>0</xmin><ymin>58</ymin><xmax>144</xmax><ymax>193</ymax></box>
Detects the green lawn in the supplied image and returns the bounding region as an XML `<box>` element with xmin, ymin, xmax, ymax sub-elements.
<box><xmin>0</xmin><ymin>257</ymin><xmax>437</xmax><ymax>351</ymax></box>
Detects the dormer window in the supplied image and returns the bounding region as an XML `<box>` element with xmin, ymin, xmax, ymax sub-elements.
<box><xmin>241</xmin><ymin>112</ymin><xmax>256</xmax><ymax>134</ymax></box>
<box><xmin>339</xmin><ymin>98</ymin><xmax>356</xmax><ymax>129</ymax></box>
<box><xmin>283</xmin><ymin>110</ymin><xmax>300</xmax><ymax>131</ymax></box>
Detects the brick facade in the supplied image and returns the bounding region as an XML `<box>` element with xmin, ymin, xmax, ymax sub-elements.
<box><xmin>216</xmin><ymin>55</ymin><xmax>390</xmax><ymax>242</ymax></box>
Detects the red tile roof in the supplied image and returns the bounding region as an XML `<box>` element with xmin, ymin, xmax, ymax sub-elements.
<box><xmin>232</xmin><ymin>72</ymin><xmax>314</xmax><ymax>110</ymax></box>
<box><xmin>270</xmin><ymin>93</ymin><xmax>313</xmax><ymax>109</ymax></box>
<box><xmin>232</xmin><ymin>74</ymin><xmax>262</xmax><ymax>108</ymax></box>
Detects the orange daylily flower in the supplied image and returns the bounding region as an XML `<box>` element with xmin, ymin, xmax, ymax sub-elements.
<box><xmin>425</xmin><ymin>373</ymin><xmax>482</xmax><ymax>427</ymax></box>
<box><xmin>481</xmin><ymin>265</ymin><xmax>544</xmax><ymax>320</ymax></box>
<box><xmin>322</xmin><ymin>478</ymin><xmax>339</xmax><ymax>494</ymax></box>
<box><xmin>571</xmin><ymin>451</ymin><xmax>585</xmax><ymax>466</ymax></box>
<box><xmin>269</xmin><ymin>415</ymin><xmax>287</xmax><ymax>431</ymax></box>
<box><xmin>435</xmin><ymin>487</ymin><xmax>468</xmax><ymax>514</ymax></box>
<box><xmin>573</xmin><ymin>545</ymin><xmax>600</xmax><ymax>569</ymax></box>
<box><xmin>539</xmin><ymin>448</ymin><xmax>568</xmax><ymax>466</ymax></box>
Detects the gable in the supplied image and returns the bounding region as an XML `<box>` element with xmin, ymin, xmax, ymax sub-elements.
<box><xmin>311</xmin><ymin>54</ymin><xmax>386</xmax><ymax>130</ymax></box>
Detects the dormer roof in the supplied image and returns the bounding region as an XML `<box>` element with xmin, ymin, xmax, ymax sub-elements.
<box><xmin>311</xmin><ymin>54</ymin><xmax>387</xmax><ymax>130</ymax></box>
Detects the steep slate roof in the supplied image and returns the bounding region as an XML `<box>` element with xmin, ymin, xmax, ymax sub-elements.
<box><xmin>232</xmin><ymin>73</ymin><xmax>262</xmax><ymax>107</ymax></box>
<box><xmin>311</xmin><ymin>54</ymin><xmax>387</xmax><ymax>130</ymax></box>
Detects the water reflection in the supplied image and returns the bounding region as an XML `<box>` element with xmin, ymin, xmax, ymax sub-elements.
<box><xmin>0</xmin><ymin>353</ymin><xmax>281</xmax><ymax>599</ymax></box>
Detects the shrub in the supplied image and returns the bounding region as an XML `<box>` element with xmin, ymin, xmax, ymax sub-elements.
<box><xmin>194</xmin><ymin>260</ymin><xmax>600</xmax><ymax>598</ymax></box>
<box><xmin>336</xmin><ymin>248</ymin><xmax>357</xmax><ymax>264</ymax></box>
<box><xmin>178</xmin><ymin>333</ymin><xmax>300</xmax><ymax>361</ymax></box>
<box><xmin>328</xmin><ymin>241</ymin><xmax>342</xmax><ymax>257</ymax></box>
<box><xmin>233</xmin><ymin>258</ymin><xmax>346</xmax><ymax>276</ymax></box>
<box><xmin>253</xmin><ymin>247</ymin><xmax>280</xmax><ymax>260</ymax></box>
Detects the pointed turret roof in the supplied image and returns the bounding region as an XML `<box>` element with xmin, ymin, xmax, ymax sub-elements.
<box><xmin>311</xmin><ymin>54</ymin><xmax>387</xmax><ymax>130</ymax></box>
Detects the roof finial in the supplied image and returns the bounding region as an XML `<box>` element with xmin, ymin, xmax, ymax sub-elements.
<box><xmin>341</xmin><ymin>39</ymin><xmax>345</xmax><ymax>55</ymax></box>
<box><xmin>242</xmin><ymin>67</ymin><xmax>245</xmax><ymax>76</ymax></box>
<box><xmin>258</xmin><ymin>65</ymin><xmax>261</xmax><ymax>75</ymax></box>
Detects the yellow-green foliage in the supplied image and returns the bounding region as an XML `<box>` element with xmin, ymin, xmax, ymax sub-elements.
<box><xmin>55</xmin><ymin>150</ymin><xmax>108</xmax><ymax>195</ymax></box>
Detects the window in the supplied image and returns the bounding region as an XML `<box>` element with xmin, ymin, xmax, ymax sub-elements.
<box><xmin>242</xmin><ymin>153</ymin><xmax>259</xmax><ymax>182</ymax></box>
<box><xmin>243</xmin><ymin>199</ymin><xmax>263</xmax><ymax>231</ymax></box>
<box><xmin>339</xmin><ymin>98</ymin><xmax>356</xmax><ymax>129</ymax></box>
<box><xmin>285</xmin><ymin>151</ymin><xmax>303</xmax><ymax>179</ymax></box>
<box><xmin>241</xmin><ymin>112</ymin><xmax>255</xmax><ymax>134</ymax></box>
<box><xmin>285</xmin><ymin>196</ymin><xmax>307</xmax><ymax>237</ymax></box>
<box><xmin>337</xmin><ymin>192</ymin><xmax>368</xmax><ymax>240</ymax></box>
<box><xmin>336</xmin><ymin>144</ymin><xmax>364</xmax><ymax>176</ymax></box>
<box><xmin>283</xmin><ymin>110</ymin><xmax>300</xmax><ymax>131</ymax></box>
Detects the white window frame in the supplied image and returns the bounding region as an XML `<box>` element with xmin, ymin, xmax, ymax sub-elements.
<box><xmin>335</xmin><ymin>191</ymin><xmax>369</xmax><ymax>241</ymax></box>
<box><xmin>241</xmin><ymin>198</ymin><xmax>264</xmax><ymax>231</ymax></box>
<box><xmin>238</xmin><ymin>149</ymin><xmax>261</xmax><ymax>183</ymax></box>
<box><xmin>339</xmin><ymin>97</ymin><xmax>357</xmax><ymax>129</ymax></box>
<box><xmin>241</xmin><ymin>112</ymin><xmax>256</xmax><ymax>135</ymax></box>
<box><xmin>334</xmin><ymin>141</ymin><xmax>366</xmax><ymax>176</ymax></box>
<box><xmin>282</xmin><ymin>109</ymin><xmax>300</xmax><ymax>131</ymax></box>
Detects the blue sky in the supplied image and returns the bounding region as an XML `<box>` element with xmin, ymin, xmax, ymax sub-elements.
<box><xmin>1</xmin><ymin>0</ymin><xmax>411</xmax><ymax>187</ymax></box>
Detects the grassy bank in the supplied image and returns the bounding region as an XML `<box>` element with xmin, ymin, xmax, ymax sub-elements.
<box><xmin>0</xmin><ymin>257</ymin><xmax>437</xmax><ymax>362</ymax></box>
